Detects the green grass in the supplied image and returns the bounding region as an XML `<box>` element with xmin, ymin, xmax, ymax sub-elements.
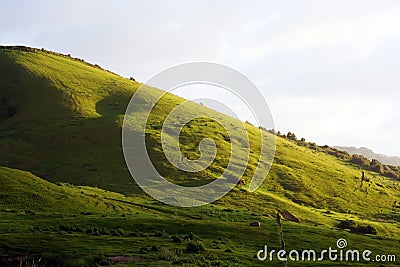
<box><xmin>1</xmin><ymin>167</ymin><xmax>399</xmax><ymax>266</ymax></box>
<box><xmin>0</xmin><ymin>48</ymin><xmax>400</xmax><ymax>266</ymax></box>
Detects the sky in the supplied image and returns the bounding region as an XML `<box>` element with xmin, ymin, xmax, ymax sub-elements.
<box><xmin>1</xmin><ymin>0</ymin><xmax>399</xmax><ymax>156</ymax></box>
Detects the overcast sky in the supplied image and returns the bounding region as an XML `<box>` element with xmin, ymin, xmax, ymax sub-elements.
<box><xmin>1</xmin><ymin>0</ymin><xmax>399</xmax><ymax>156</ymax></box>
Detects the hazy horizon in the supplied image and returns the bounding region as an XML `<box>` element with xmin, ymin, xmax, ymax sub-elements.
<box><xmin>1</xmin><ymin>0</ymin><xmax>399</xmax><ymax>156</ymax></box>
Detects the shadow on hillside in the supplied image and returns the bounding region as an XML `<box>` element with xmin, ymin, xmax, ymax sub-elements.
<box><xmin>95</xmin><ymin>93</ymin><xmax>132</xmax><ymax>117</ymax></box>
<box><xmin>0</xmin><ymin>51</ymin><xmax>76</xmax><ymax>121</ymax></box>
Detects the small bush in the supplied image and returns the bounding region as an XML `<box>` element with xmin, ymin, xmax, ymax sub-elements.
<box><xmin>99</xmin><ymin>228</ymin><xmax>110</xmax><ymax>235</ymax></box>
<box><xmin>338</xmin><ymin>220</ymin><xmax>377</xmax><ymax>235</ymax></box>
<box><xmin>338</xmin><ymin>220</ymin><xmax>355</xmax><ymax>229</ymax></box>
<box><xmin>32</xmin><ymin>225</ymin><xmax>41</xmax><ymax>232</ymax></box>
<box><xmin>93</xmin><ymin>254</ymin><xmax>110</xmax><ymax>266</ymax></box>
<box><xmin>185</xmin><ymin>255</ymin><xmax>210</xmax><ymax>266</ymax></box>
<box><xmin>110</xmin><ymin>229</ymin><xmax>122</xmax><ymax>236</ymax></box>
<box><xmin>139</xmin><ymin>247</ymin><xmax>148</xmax><ymax>254</ymax></box>
<box><xmin>384</xmin><ymin>170</ymin><xmax>399</xmax><ymax>179</ymax></box>
<box><xmin>186</xmin><ymin>240</ymin><xmax>205</xmax><ymax>253</ymax></box>
<box><xmin>154</xmin><ymin>229</ymin><xmax>168</xmax><ymax>238</ymax></box>
<box><xmin>151</xmin><ymin>245</ymin><xmax>160</xmax><ymax>252</ymax></box>
<box><xmin>171</xmin><ymin>235</ymin><xmax>182</xmax><ymax>243</ymax></box>
<box><xmin>0</xmin><ymin>94</ymin><xmax>17</xmax><ymax>120</ymax></box>
<box><xmin>117</xmin><ymin>228</ymin><xmax>124</xmax><ymax>236</ymax></box>
<box><xmin>72</xmin><ymin>225</ymin><xmax>83</xmax><ymax>232</ymax></box>
<box><xmin>351</xmin><ymin>225</ymin><xmax>377</xmax><ymax>235</ymax></box>
<box><xmin>224</xmin><ymin>248</ymin><xmax>234</xmax><ymax>253</ymax></box>
<box><xmin>350</xmin><ymin>154</ymin><xmax>370</xmax><ymax>167</ymax></box>
<box><xmin>204</xmin><ymin>250</ymin><xmax>218</xmax><ymax>260</ymax></box>
<box><xmin>157</xmin><ymin>248</ymin><xmax>179</xmax><ymax>261</ymax></box>
<box><xmin>129</xmin><ymin>230</ymin><xmax>145</xmax><ymax>237</ymax></box>
<box><xmin>183</xmin><ymin>232</ymin><xmax>199</xmax><ymax>241</ymax></box>
<box><xmin>287</xmin><ymin>132</ymin><xmax>297</xmax><ymax>141</ymax></box>
<box><xmin>370</xmin><ymin>159</ymin><xmax>384</xmax><ymax>174</ymax></box>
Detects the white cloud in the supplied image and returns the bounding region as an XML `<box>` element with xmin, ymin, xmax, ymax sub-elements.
<box><xmin>272</xmin><ymin>95</ymin><xmax>399</xmax><ymax>155</ymax></box>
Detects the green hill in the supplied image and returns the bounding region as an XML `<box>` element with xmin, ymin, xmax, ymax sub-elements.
<box><xmin>0</xmin><ymin>166</ymin><xmax>109</xmax><ymax>213</ymax></box>
<box><xmin>0</xmin><ymin>166</ymin><xmax>155</xmax><ymax>216</ymax></box>
<box><xmin>0</xmin><ymin>47</ymin><xmax>399</xmax><ymax>266</ymax></box>
<box><xmin>0</xmin><ymin>48</ymin><xmax>139</xmax><ymax>192</ymax></box>
<box><xmin>1</xmin><ymin>166</ymin><xmax>399</xmax><ymax>266</ymax></box>
<box><xmin>0</xmin><ymin>48</ymin><xmax>268</xmax><ymax>192</ymax></box>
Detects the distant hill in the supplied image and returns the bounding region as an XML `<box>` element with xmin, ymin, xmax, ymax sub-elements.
<box><xmin>334</xmin><ymin>146</ymin><xmax>400</xmax><ymax>166</ymax></box>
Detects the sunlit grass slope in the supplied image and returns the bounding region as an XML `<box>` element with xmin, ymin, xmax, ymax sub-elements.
<box><xmin>0</xmin><ymin>166</ymin><xmax>133</xmax><ymax>213</ymax></box>
<box><xmin>0</xmin><ymin>48</ymin><xmax>400</xmax><ymax>266</ymax></box>
<box><xmin>1</xmin><ymin>167</ymin><xmax>399</xmax><ymax>266</ymax></box>
<box><xmin>1</xmin><ymin>48</ymin><xmax>400</xmax><ymax>222</ymax></box>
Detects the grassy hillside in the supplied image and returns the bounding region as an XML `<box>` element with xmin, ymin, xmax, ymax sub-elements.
<box><xmin>0</xmin><ymin>48</ymin><xmax>400</xmax><ymax>266</ymax></box>
<box><xmin>0</xmin><ymin>166</ymin><xmax>118</xmax><ymax>213</ymax></box>
<box><xmin>0</xmin><ymin>49</ymin><xmax>140</xmax><ymax>192</ymax></box>
<box><xmin>0</xmin><ymin>49</ymin><xmax>270</xmax><ymax>192</ymax></box>
<box><xmin>1</xmin><ymin>166</ymin><xmax>399</xmax><ymax>266</ymax></box>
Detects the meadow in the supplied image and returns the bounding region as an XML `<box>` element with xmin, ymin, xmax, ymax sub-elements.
<box><xmin>0</xmin><ymin>47</ymin><xmax>399</xmax><ymax>266</ymax></box>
